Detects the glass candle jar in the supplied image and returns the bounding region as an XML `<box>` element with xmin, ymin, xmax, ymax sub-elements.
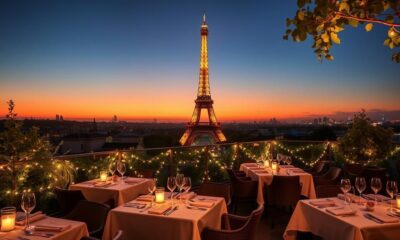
<box><xmin>1</xmin><ymin>207</ymin><xmax>16</xmax><ymax>232</ymax></box>
<box><xmin>396</xmin><ymin>194</ymin><xmax>400</xmax><ymax>209</ymax></box>
<box><xmin>155</xmin><ymin>187</ymin><xmax>165</xmax><ymax>203</ymax></box>
<box><xmin>100</xmin><ymin>171</ymin><xmax>108</xmax><ymax>182</ymax></box>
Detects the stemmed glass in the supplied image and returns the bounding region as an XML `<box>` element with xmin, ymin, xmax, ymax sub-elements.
<box><xmin>371</xmin><ymin>177</ymin><xmax>382</xmax><ymax>204</ymax></box>
<box><xmin>340</xmin><ymin>179</ymin><xmax>352</xmax><ymax>205</ymax></box>
<box><xmin>355</xmin><ymin>177</ymin><xmax>366</xmax><ymax>205</ymax></box>
<box><xmin>148</xmin><ymin>178</ymin><xmax>157</xmax><ymax>206</ymax></box>
<box><xmin>109</xmin><ymin>162</ymin><xmax>117</xmax><ymax>180</ymax></box>
<box><xmin>175</xmin><ymin>174</ymin><xmax>184</xmax><ymax>194</ymax></box>
<box><xmin>286</xmin><ymin>157</ymin><xmax>292</xmax><ymax>165</ymax></box>
<box><xmin>386</xmin><ymin>180</ymin><xmax>398</xmax><ymax>213</ymax></box>
<box><xmin>117</xmin><ymin>162</ymin><xmax>126</xmax><ymax>180</ymax></box>
<box><xmin>167</xmin><ymin>176</ymin><xmax>176</xmax><ymax>205</ymax></box>
<box><xmin>21</xmin><ymin>192</ymin><xmax>36</xmax><ymax>233</ymax></box>
<box><xmin>182</xmin><ymin>177</ymin><xmax>192</xmax><ymax>204</ymax></box>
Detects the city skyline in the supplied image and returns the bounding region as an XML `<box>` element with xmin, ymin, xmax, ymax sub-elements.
<box><xmin>1</xmin><ymin>0</ymin><xmax>399</xmax><ymax>122</ymax></box>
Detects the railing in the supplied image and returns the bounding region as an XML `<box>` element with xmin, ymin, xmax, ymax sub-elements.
<box><xmin>1</xmin><ymin>139</ymin><xmax>399</xmax><ymax>211</ymax></box>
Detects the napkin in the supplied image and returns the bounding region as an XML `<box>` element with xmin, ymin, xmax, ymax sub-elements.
<box><xmin>16</xmin><ymin>211</ymin><xmax>42</xmax><ymax>222</ymax></box>
<box><xmin>124</xmin><ymin>178</ymin><xmax>144</xmax><ymax>184</ymax></box>
<box><xmin>337</xmin><ymin>193</ymin><xmax>367</xmax><ymax>204</ymax></box>
<box><xmin>253</xmin><ymin>170</ymin><xmax>269</xmax><ymax>174</ymax></box>
<box><xmin>366</xmin><ymin>212</ymin><xmax>399</xmax><ymax>223</ymax></box>
<box><xmin>136</xmin><ymin>195</ymin><xmax>155</xmax><ymax>202</ymax></box>
<box><xmin>35</xmin><ymin>224</ymin><xmax>71</xmax><ymax>232</ymax></box>
<box><xmin>248</xmin><ymin>167</ymin><xmax>261</xmax><ymax>170</ymax></box>
<box><xmin>16</xmin><ymin>213</ymin><xmax>46</xmax><ymax>226</ymax></box>
<box><xmin>243</xmin><ymin>163</ymin><xmax>258</xmax><ymax>167</ymax></box>
<box><xmin>326</xmin><ymin>207</ymin><xmax>356</xmax><ymax>216</ymax></box>
<box><xmin>93</xmin><ymin>181</ymin><xmax>111</xmax><ymax>187</ymax></box>
<box><xmin>189</xmin><ymin>201</ymin><xmax>214</xmax><ymax>208</ymax></box>
<box><xmin>309</xmin><ymin>199</ymin><xmax>336</xmax><ymax>208</ymax></box>
<box><xmin>178</xmin><ymin>192</ymin><xmax>196</xmax><ymax>200</ymax></box>
<box><xmin>364</xmin><ymin>194</ymin><xmax>391</xmax><ymax>202</ymax></box>
<box><xmin>290</xmin><ymin>169</ymin><xmax>305</xmax><ymax>174</ymax></box>
<box><xmin>148</xmin><ymin>205</ymin><xmax>172</xmax><ymax>215</ymax></box>
<box><xmin>280</xmin><ymin>165</ymin><xmax>295</xmax><ymax>168</ymax></box>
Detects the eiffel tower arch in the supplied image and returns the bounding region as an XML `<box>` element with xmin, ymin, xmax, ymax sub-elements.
<box><xmin>180</xmin><ymin>14</ymin><xmax>227</xmax><ymax>146</ymax></box>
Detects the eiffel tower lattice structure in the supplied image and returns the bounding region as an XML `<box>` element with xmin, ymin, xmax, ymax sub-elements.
<box><xmin>179</xmin><ymin>14</ymin><xmax>227</xmax><ymax>146</ymax></box>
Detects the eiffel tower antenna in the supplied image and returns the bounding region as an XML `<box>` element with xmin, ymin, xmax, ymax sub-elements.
<box><xmin>180</xmin><ymin>14</ymin><xmax>226</xmax><ymax>146</ymax></box>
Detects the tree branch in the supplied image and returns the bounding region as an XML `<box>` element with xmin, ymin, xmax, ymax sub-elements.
<box><xmin>335</xmin><ymin>12</ymin><xmax>400</xmax><ymax>27</ymax></box>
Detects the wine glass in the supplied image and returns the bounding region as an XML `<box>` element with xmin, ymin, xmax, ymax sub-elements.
<box><xmin>167</xmin><ymin>176</ymin><xmax>176</xmax><ymax>204</ymax></box>
<box><xmin>148</xmin><ymin>178</ymin><xmax>157</xmax><ymax>206</ymax></box>
<box><xmin>21</xmin><ymin>192</ymin><xmax>36</xmax><ymax>233</ymax></box>
<box><xmin>175</xmin><ymin>173</ymin><xmax>184</xmax><ymax>194</ymax></box>
<box><xmin>109</xmin><ymin>162</ymin><xmax>117</xmax><ymax>179</ymax></box>
<box><xmin>117</xmin><ymin>162</ymin><xmax>126</xmax><ymax>180</ymax></box>
<box><xmin>286</xmin><ymin>156</ymin><xmax>292</xmax><ymax>165</ymax></box>
<box><xmin>340</xmin><ymin>179</ymin><xmax>352</xmax><ymax>205</ymax></box>
<box><xmin>182</xmin><ymin>177</ymin><xmax>192</xmax><ymax>193</ymax></box>
<box><xmin>355</xmin><ymin>177</ymin><xmax>366</xmax><ymax>205</ymax></box>
<box><xmin>386</xmin><ymin>180</ymin><xmax>398</xmax><ymax>213</ymax></box>
<box><xmin>371</xmin><ymin>177</ymin><xmax>382</xmax><ymax>204</ymax></box>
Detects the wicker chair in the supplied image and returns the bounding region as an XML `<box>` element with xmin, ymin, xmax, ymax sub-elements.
<box><xmin>54</xmin><ymin>187</ymin><xmax>86</xmax><ymax>217</ymax></box>
<box><xmin>64</xmin><ymin>200</ymin><xmax>110</xmax><ymax>238</ymax></box>
<box><xmin>201</xmin><ymin>205</ymin><xmax>264</xmax><ymax>240</ymax></box>
<box><xmin>343</xmin><ymin>163</ymin><xmax>364</xmax><ymax>185</ymax></box>
<box><xmin>80</xmin><ymin>230</ymin><xmax>123</xmax><ymax>240</ymax></box>
<box><xmin>314</xmin><ymin>167</ymin><xmax>342</xmax><ymax>186</ymax></box>
<box><xmin>316</xmin><ymin>185</ymin><xmax>342</xmax><ymax>198</ymax></box>
<box><xmin>196</xmin><ymin>182</ymin><xmax>231</xmax><ymax>206</ymax></box>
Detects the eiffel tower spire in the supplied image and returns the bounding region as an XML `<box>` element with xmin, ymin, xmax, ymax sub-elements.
<box><xmin>180</xmin><ymin>14</ymin><xmax>226</xmax><ymax>146</ymax></box>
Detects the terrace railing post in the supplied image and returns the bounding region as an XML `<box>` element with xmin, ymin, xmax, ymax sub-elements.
<box><xmin>168</xmin><ymin>149</ymin><xmax>174</xmax><ymax>176</ymax></box>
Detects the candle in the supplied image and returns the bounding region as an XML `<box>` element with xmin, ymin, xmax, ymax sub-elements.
<box><xmin>100</xmin><ymin>171</ymin><xmax>108</xmax><ymax>182</ymax></box>
<box><xmin>271</xmin><ymin>161</ymin><xmax>278</xmax><ymax>174</ymax></box>
<box><xmin>396</xmin><ymin>194</ymin><xmax>400</xmax><ymax>209</ymax></box>
<box><xmin>264</xmin><ymin>160</ymin><xmax>270</xmax><ymax>168</ymax></box>
<box><xmin>155</xmin><ymin>187</ymin><xmax>165</xmax><ymax>203</ymax></box>
<box><xmin>1</xmin><ymin>207</ymin><xmax>16</xmax><ymax>232</ymax></box>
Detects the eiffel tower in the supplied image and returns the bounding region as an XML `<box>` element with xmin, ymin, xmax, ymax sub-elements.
<box><xmin>180</xmin><ymin>14</ymin><xmax>226</xmax><ymax>146</ymax></box>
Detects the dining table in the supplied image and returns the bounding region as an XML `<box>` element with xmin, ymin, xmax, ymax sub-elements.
<box><xmin>69</xmin><ymin>177</ymin><xmax>154</xmax><ymax>206</ymax></box>
<box><xmin>239</xmin><ymin>163</ymin><xmax>316</xmax><ymax>204</ymax></box>
<box><xmin>102</xmin><ymin>193</ymin><xmax>228</xmax><ymax>240</ymax></box>
<box><xmin>0</xmin><ymin>216</ymin><xmax>89</xmax><ymax>240</ymax></box>
<box><xmin>284</xmin><ymin>197</ymin><xmax>400</xmax><ymax>240</ymax></box>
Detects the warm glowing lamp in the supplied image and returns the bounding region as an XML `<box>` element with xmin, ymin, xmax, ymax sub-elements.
<box><xmin>155</xmin><ymin>187</ymin><xmax>165</xmax><ymax>203</ymax></box>
<box><xmin>264</xmin><ymin>160</ymin><xmax>270</xmax><ymax>168</ymax></box>
<box><xmin>100</xmin><ymin>171</ymin><xmax>108</xmax><ymax>182</ymax></box>
<box><xmin>396</xmin><ymin>194</ymin><xmax>400</xmax><ymax>209</ymax></box>
<box><xmin>1</xmin><ymin>207</ymin><xmax>16</xmax><ymax>232</ymax></box>
<box><xmin>271</xmin><ymin>161</ymin><xmax>278</xmax><ymax>174</ymax></box>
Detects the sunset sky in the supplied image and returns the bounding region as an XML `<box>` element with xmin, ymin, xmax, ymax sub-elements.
<box><xmin>1</xmin><ymin>0</ymin><xmax>399</xmax><ymax>122</ymax></box>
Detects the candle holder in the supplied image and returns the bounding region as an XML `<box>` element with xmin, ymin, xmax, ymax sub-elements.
<box><xmin>155</xmin><ymin>187</ymin><xmax>165</xmax><ymax>203</ymax></box>
<box><xmin>100</xmin><ymin>171</ymin><xmax>108</xmax><ymax>182</ymax></box>
<box><xmin>271</xmin><ymin>161</ymin><xmax>278</xmax><ymax>174</ymax></box>
<box><xmin>263</xmin><ymin>160</ymin><xmax>270</xmax><ymax>168</ymax></box>
<box><xmin>396</xmin><ymin>194</ymin><xmax>400</xmax><ymax>209</ymax></box>
<box><xmin>1</xmin><ymin>207</ymin><xmax>16</xmax><ymax>232</ymax></box>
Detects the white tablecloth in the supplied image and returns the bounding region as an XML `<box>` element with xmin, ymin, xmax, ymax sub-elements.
<box><xmin>70</xmin><ymin>177</ymin><xmax>154</xmax><ymax>206</ymax></box>
<box><xmin>102</xmin><ymin>195</ymin><xmax>227</xmax><ymax>240</ymax></box>
<box><xmin>239</xmin><ymin>163</ymin><xmax>316</xmax><ymax>204</ymax></box>
<box><xmin>284</xmin><ymin>198</ymin><xmax>400</xmax><ymax>240</ymax></box>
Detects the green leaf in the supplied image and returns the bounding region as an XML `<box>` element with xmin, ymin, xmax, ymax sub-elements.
<box><xmin>339</xmin><ymin>2</ymin><xmax>350</xmax><ymax>13</ymax></box>
<box><xmin>348</xmin><ymin>19</ymin><xmax>358</xmax><ymax>27</ymax></box>
<box><xmin>383</xmin><ymin>39</ymin><xmax>391</xmax><ymax>46</ymax></box>
<box><xmin>365</xmin><ymin>23</ymin><xmax>373</xmax><ymax>32</ymax></box>
<box><xmin>325</xmin><ymin>54</ymin><xmax>334</xmax><ymax>61</ymax></box>
<box><xmin>330</xmin><ymin>32</ymin><xmax>341</xmax><ymax>44</ymax></box>
<box><xmin>321</xmin><ymin>32</ymin><xmax>330</xmax><ymax>43</ymax></box>
<box><xmin>297</xmin><ymin>0</ymin><xmax>306</xmax><ymax>8</ymax></box>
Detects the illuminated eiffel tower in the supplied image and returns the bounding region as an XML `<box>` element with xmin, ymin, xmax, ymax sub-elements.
<box><xmin>180</xmin><ymin>14</ymin><xmax>226</xmax><ymax>146</ymax></box>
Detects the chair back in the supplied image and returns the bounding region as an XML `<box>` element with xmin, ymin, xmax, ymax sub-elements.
<box><xmin>316</xmin><ymin>185</ymin><xmax>341</xmax><ymax>198</ymax></box>
<box><xmin>266</xmin><ymin>175</ymin><xmax>300</xmax><ymax>207</ymax></box>
<box><xmin>197</xmin><ymin>182</ymin><xmax>231</xmax><ymax>205</ymax></box>
<box><xmin>361</xmin><ymin>167</ymin><xmax>388</xmax><ymax>194</ymax></box>
<box><xmin>312</xmin><ymin>161</ymin><xmax>326</xmax><ymax>175</ymax></box>
<box><xmin>234</xmin><ymin>177</ymin><xmax>258</xmax><ymax>199</ymax></box>
<box><xmin>112</xmin><ymin>230</ymin><xmax>123</xmax><ymax>240</ymax></box>
<box><xmin>322</xmin><ymin>167</ymin><xmax>342</xmax><ymax>181</ymax></box>
<box><xmin>64</xmin><ymin>200</ymin><xmax>110</xmax><ymax>238</ymax></box>
<box><xmin>54</xmin><ymin>187</ymin><xmax>85</xmax><ymax>216</ymax></box>
<box><xmin>202</xmin><ymin>205</ymin><xmax>264</xmax><ymax>240</ymax></box>
<box><xmin>137</xmin><ymin>169</ymin><xmax>154</xmax><ymax>178</ymax></box>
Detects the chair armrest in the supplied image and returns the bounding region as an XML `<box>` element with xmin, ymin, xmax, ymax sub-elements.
<box><xmin>221</xmin><ymin>213</ymin><xmax>249</xmax><ymax>230</ymax></box>
<box><xmin>89</xmin><ymin>227</ymin><xmax>104</xmax><ymax>238</ymax></box>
